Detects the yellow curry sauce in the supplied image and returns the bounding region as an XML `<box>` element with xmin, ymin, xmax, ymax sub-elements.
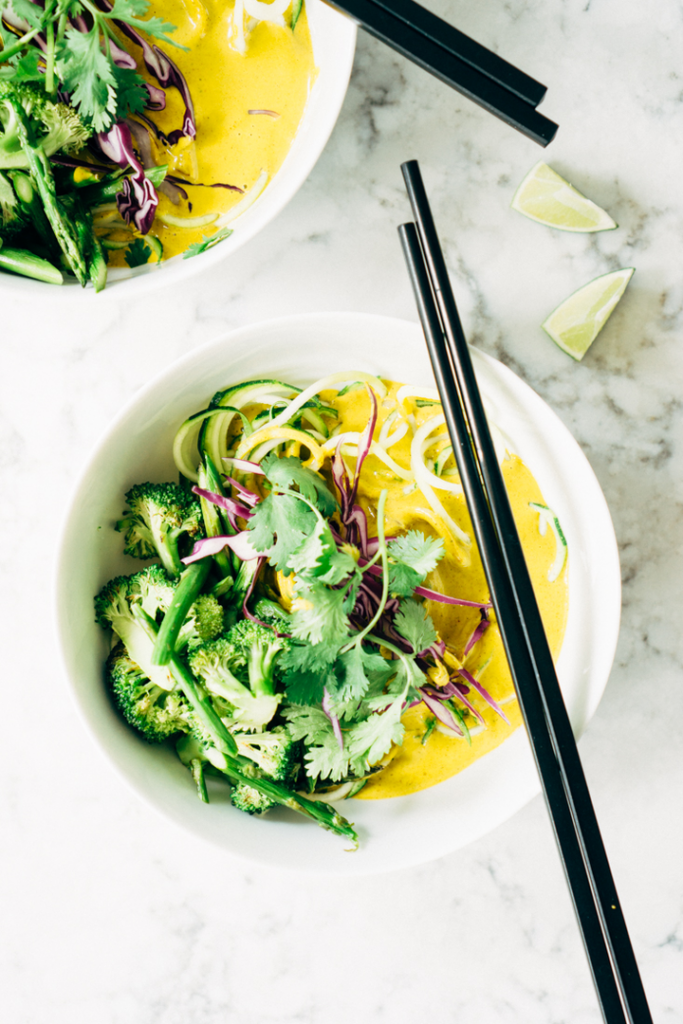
<box><xmin>107</xmin><ymin>1</ymin><xmax>315</xmax><ymax>265</ymax></box>
<box><xmin>312</xmin><ymin>382</ymin><xmax>568</xmax><ymax>800</ymax></box>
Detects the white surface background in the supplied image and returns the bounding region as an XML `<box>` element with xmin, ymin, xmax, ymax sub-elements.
<box><xmin>2</xmin><ymin>0</ymin><xmax>682</xmax><ymax>1020</ymax></box>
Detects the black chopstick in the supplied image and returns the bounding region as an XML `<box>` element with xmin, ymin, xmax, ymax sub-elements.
<box><xmin>366</xmin><ymin>0</ymin><xmax>546</xmax><ymax>107</ymax></box>
<box><xmin>399</xmin><ymin>160</ymin><xmax>653</xmax><ymax>1024</ymax></box>
<box><xmin>324</xmin><ymin>0</ymin><xmax>558</xmax><ymax>146</ymax></box>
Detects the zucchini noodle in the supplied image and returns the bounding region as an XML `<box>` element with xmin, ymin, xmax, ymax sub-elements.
<box><xmin>414</xmin><ymin>415</ymin><xmax>464</xmax><ymax>496</ymax></box>
<box><xmin>268</xmin><ymin>372</ymin><xmax>387</xmax><ymax>431</ymax></box>
<box><xmin>411</xmin><ymin>416</ymin><xmax>471</xmax><ymax>558</ymax></box>
<box><xmin>236</xmin><ymin>425</ymin><xmax>325</xmax><ymax>465</ymax></box>
<box><xmin>319</xmin><ymin>433</ymin><xmax>413</xmax><ymax>481</ymax></box>
<box><xmin>378</xmin><ymin>409</ymin><xmax>410</xmax><ymax>450</ymax></box>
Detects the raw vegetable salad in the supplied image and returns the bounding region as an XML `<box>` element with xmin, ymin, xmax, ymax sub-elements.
<box><xmin>95</xmin><ymin>372</ymin><xmax>508</xmax><ymax>845</ymax></box>
<box><xmin>0</xmin><ymin>0</ymin><xmax>306</xmax><ymax>289</ymax></box>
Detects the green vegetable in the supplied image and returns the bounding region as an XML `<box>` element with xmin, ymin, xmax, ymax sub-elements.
<box><xmin>235</xmin><ymin>727</ymin><xmax>298</xmax><ymax>782</ymax></box>
<box><xmin>0</xmin><ymin>244</ymin><xmax>62</xmax><ymax>283</ymax></box>
<box><xmin>124</xmin><ymin>237</ymin><xmax>152</xmax><ymax>268</ymax></box>
<box><xmin>183</xmin><ymin>225</ymin><xmax>233</xmax><ymax>259</ymax></box>
<box><xmin>152</xmin><ymin>559</ymin><xmax>213</xmax><ymax>666</ymax></box>
<box><xmin>107</xmin><ymin>644</ymin><xmax>189</xmax><ymax>742</ymax></box>
<box><xmin>116</xmin><ymin>481</ymin><xmax>203</xmax><ymax>577</ymax></box>
<box><xmin>187</xmin><ymin>630</ymin><xmax>283</xmax><ymax>733</ymax></box>
<box><xmin>0</xmin><ymin>83</ymin><xmax>89</xmax><ymax>282</ymax></box>
<box><xmin>0</xmin><ymin>81</ymin><xmax>90</xmax><ymax>170</ymax></box>
<box><xmin>54</xmin><ymin>0</ymin><xmax>182</xmax><ymax>133</ymax></box>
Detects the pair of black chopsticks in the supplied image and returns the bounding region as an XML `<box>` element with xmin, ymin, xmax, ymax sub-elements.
<box><xmin>399</xmin><ymin>160</ymin><xmax>652</xmax><ymax>1024</ymax></box>
<box><xmin>325</xmin><ymin>0</ymin><xmax>558</xmax><ymax>145</ymax></box>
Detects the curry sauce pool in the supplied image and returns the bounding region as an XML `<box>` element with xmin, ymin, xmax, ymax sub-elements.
<box><xmin>320</xmin><ymin>382</ymin><xmax>568</xmax><ymax>800</ymax></box>
<box><xmin>107</xmin><ymin>0</ymin><xmax>316</xmax><ymax>265</ymax></box>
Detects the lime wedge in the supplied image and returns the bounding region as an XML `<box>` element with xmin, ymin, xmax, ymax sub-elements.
<box><xmin>542</xmin><ymin>268</ymin><xmax>634</xmax><ymax>360</ymax></box>
<box><xmin>512</xmin><ymin>162</ymin><xmax>617</xmax><ymax>232</ymax></box>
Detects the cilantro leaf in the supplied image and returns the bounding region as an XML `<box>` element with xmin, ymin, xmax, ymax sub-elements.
<box><xmin>304</xmin><ymin>741</ymin><xmax>349</xmax><ymax>783</ymax></box>
<box><xmin>393</xmin><ymin>599</ymin><xmax>438</xmax><ymax>654</ymax></box>
<box><xmin>346</xmin><ymin>698</ymin><xmax>405</xmax><ymax>766</ymax></box>
<box><xmin>283</xmin><ymin>706</ymin><xmax>350</xmax><ymax>781</ymax></box>
<box><xmin>387</xmin><ymin>562</ymin><xmax>422</xmax><ymax>598</ymax></box>
<box><xmin>386</xmin><ymin>531</ymin><xmax>445</xmax><ymax>597</ymax></box>
<box><xmin>111</xmin><ymin>63</ymin><xmax>148</xmax><ymax>119</ymax></box>
<box><xmin>289</xmin><ymin>582</ymin><xmax>351</xmax><ymax>646</ymax></box>
<box><xmin>280</xmin><ymin>640</ymin><xmax>341</xmax><ymax>705</ymax></box>
<box><xmin>337</xmin><ymin>644</ymin><xmax>392</xmax><ymax>703</ymax></box>
<box><xmin>7</xmin><ymin>0</ymin><xmax>46</xmax><ymax>30</ymax></box>
<box><xmin>107</xmin><ymin>0</ymin><xmax>184</xmax><ymax>49</ymax></box>
<box><xmin>183</xmin><ymin>226</ymin><xmax>233</xmax><ymax>260</ymax></box>
<box><xmin>56</xmin><ymin>26</ymin><xmax>117</xmax><ymax>132</ymax></box>
<box><xmin>247</xmin><ymin>491</ymin><xmax>317</xmax><ymax>572</ymax></box>
<box><xmin>261</xmin><ymin>453</ymin><xmax>338</xmax><ymax>517</ymax></box>
<box><xmin>10</xmin><ymin>49</ymin><xmax>44</xmax><ymax>83</ymax></box>
<box><xmin>124</xmin><ymin>237</ymin><xmax>151</xmax><ymax>268</ymax></box>
<box><xmin>288</xmin><ymin>518</ymin><xmax>357</xmax><ymax>585</ymax></box>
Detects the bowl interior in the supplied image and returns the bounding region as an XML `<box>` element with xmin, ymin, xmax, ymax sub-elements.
<box><xmin>55</xmin><ymin>312</ymin><xmax>621</xmax><ymax>874</ymax></box>
<box><xmin>0</xmin><ymin>2</ymin><xmax>356</xmax><ymax>299</ymax></box>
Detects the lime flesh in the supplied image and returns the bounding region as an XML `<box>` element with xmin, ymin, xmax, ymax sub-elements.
<box><xmin>512</xmin><ymin>162</ymin><xmax>617</xmax><ymax>232</ymax></box>
<box><xmin>542</xmin><ymin>268</ymin><xmax>634</xmax><ymax>360</ymax></box>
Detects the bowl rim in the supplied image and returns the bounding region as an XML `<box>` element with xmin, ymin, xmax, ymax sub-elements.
<box><xmin>0</xmin><ymin>2</ymin><xmax>357</xmax><ymax>301</ymax></box>
<box><xmin>54</xmin><ymin>311</ymin><xmax>622</xmax><ymax>874</ymax></box>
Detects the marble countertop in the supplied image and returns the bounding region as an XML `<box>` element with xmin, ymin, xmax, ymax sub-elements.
<box><xmin>2</xmin><ymin>1</ymin><xmax>682</xmax><ymax>1021</ymax></box>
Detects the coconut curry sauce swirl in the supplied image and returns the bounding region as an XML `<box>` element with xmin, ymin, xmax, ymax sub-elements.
<box><xmin>319</xmin><ymin>381</ymin><xmax>568</xmax><ymax>800</ymax></box>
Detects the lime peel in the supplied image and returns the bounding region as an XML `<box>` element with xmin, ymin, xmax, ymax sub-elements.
<box><xmin>541</xmin><ymin>268</ymin><xmax>634</xmax><ymax>361</ymax></box>
<box><xmin>512</xmin><ymin>162</ymin><xmax>617</xmax><ymax>232</ymax></box>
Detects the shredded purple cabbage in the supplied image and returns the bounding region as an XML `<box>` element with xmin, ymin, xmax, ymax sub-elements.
<box><xmin>459</xmin><ymin>668</ymin><xmax>509</xmax><ymax>724</ymax></box>
<box><xmin>167</xmin><ymin>175</ymin><xmax>244</xmax><ymax>193</ymax></box>
<box><xmin>97</xmin><ymin>123</ymin><xmax>158</xmax><ymax>233</ymax></box>
<box><xmin>419</xmin><ymin>687</ymin><xmax>464</xmax><ymax>735</ymax></box>
<box><xmin>463</xmin><ymin>609</ymin><xmax>490</xmax><ymax>657</ymax></box>
<box><xmin>182</xmin><ymin>532</ymin><xmax>259</xmax><ymax>565</ymax></box>
<box><xmin>97</xmin><ymin>0</ymin><xmax>196</xmax><ymax>141</ymax></box>
<box><xmin>191</xmin><ymin>486</ymin><xmax>254</xmax><ymax>528</ymax></box>
<box><xmin>321</xmin><ymin>689</ymin><xmax>344</xmax><ymax>750</ymax></box>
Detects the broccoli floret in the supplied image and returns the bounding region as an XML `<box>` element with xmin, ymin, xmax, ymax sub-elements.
<box><xmin>0</xmin><ymin>82</ymin><xmax>91</xmax><ymax>170</ymax></box>
<box><xmin>187</xmin><ymin>635</ymin><xmax>280</xmax><ymax>732</ymax></box>
<box><xmin>178</xmin><ymin>593</ymin><xmax>225</xmax><ymax>649</ymax></box>
<box><xmin>227</xmin><ymin>619</ymin><xmax>290</xmax><ymax>698</ymax></box>
<box><xmin>107</xmin><ymin>644</ymin><xmax>190</xmax><ymax>742</ymax></box>
<box><xmin>235</xmin><ymin>726</ymin><xmax>298</xmax><ymax>783</ymax></box>
<box><xmin>116</xmin><ymin>482</ymin><xmax>204</xmax><ymax>577</ymax></box>
<box><xmin>95</xmin><ymin>567</ymin><xmax>176</xmax><ymax>691</ymax></box>
<box><xmin>230</xmin><ymin>782</ymin><xmax>277</xmax><ymax>815</ymax></box>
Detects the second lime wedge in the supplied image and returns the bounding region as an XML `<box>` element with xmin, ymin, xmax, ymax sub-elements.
<box><xmin>542</xmin><ymin>268</ymin><xmax>634</xmax><ymax>360</ymax></box>
<box><xmin>512</xmin><ymin>162</ymin><xmax>617</xmax><ymax>232</ymax></box>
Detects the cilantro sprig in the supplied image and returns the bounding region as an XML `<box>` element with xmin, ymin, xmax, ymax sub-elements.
<box><xmin>0</xmin><ymin>0</ymin><xmax>183</xmax><ymax>130</ymax></box>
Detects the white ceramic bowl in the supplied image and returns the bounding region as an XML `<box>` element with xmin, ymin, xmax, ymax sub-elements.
<box><xmin>55</xmin><ymin>312</ymin><xmax>621</xmax><ymax>874</ymax></box>
<box><xmin>0</xmin><ymin>2</ymin><xmax>356</xmax><ymax>299</ymax></box>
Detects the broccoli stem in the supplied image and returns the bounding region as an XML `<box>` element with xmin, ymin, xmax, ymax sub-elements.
<box><xmin>211</xmin><ymin>760</ymin><xmax>358</xmax><ymax>843</ymax></box>
<box><xmin>133</xmin><ymin>605</ymin><xmax>238</xmax><ymax>757</ymax></box>
<box><xmin>0</xmin><ymin>246</ymin><xmax>63</xmax><ymax>284</ymax></box>
<box><xmin>152</xmin><ymin>559</ymin><xmax>212</xmax><ymax>667</ymax></box>
<box><xmin>7</xmin><ymin>98</ymin><xmax>88</xmax><ymax>284</ymax></box>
